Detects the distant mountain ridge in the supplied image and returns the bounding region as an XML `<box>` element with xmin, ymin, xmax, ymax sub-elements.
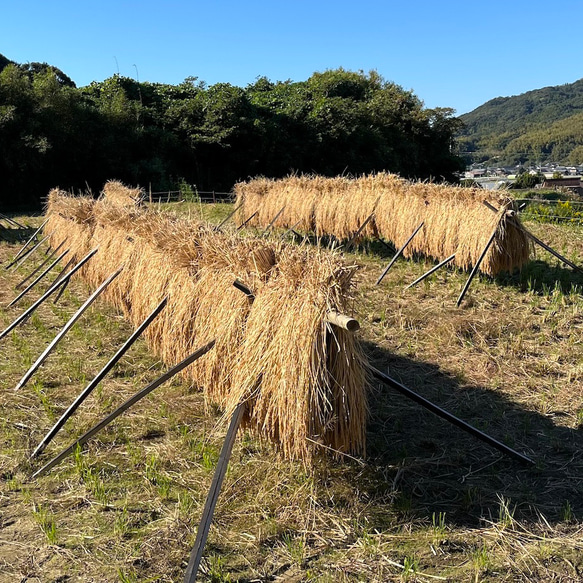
<box><xmin>458</xmin><ymin>78</ymin><xmax>583</xmax><ymax>166</ymax></box>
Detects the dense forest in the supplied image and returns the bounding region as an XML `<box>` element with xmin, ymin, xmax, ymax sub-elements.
<box><xmin>458</xmin><ymin>78</ymin><xmax>583</xmax><ymax>166</ymax></box>
<box><xmin>0</xmin><ymin>54</ymin><xmax>464</xmax><ymax>210</ymax></box>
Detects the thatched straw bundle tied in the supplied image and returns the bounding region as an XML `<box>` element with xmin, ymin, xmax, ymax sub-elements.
<box><xmin>44</xmin><ymin>189</ymin><xmax>96</xmax><ymax>275</ymax></box>
<box><xmin>102</xmin><ymin>180</ymin><xmax>144</xmax><ymax>208</ymax></box>
<box><xmin>44</xmin><ymin>186</ymin><xmax>367</xmax><ymax>461</ymax></box>
<box><xmin>234</xmin><ymin>174</ymin><xmax>531</xmax><ymax>276</ymax></box>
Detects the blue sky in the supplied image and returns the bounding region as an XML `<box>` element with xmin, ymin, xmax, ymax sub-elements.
<box><xmin>2</xmin><ymin>0</ymin><xmax>582</xmax><ymax>114</ymax></box>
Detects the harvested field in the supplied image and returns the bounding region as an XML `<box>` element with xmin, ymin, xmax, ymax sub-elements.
<box><xmin>234</xmin><ymin>174</ymin><xmax>531</xmax><ymax>276</ymax></box>
<box><xmin>0</xmin><ymin>202</ymin><xmax>582</xmax><ymax>582</ymax></box>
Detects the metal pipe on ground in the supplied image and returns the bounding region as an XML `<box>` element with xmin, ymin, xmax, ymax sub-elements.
<box><xmin>369</xmin><ymin>365</ymin><xmax>534</xmax><ymax>465</ymax></box>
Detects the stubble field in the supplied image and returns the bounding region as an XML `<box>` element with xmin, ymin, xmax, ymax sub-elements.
<box><xmin>0</xmin><ymin>204</ymin><xmax>582</xmax><ymax>582</ymax></box>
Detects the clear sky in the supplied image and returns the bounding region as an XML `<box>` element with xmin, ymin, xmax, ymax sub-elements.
<box><xmin>2</xmin><ymin>0</ymin><xmax>581</xmax><ymax>115</ymax></box>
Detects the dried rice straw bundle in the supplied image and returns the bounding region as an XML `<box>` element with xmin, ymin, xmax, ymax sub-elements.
<box><xmin>227</xmin><ymin>246</ymin><xmax>366</xmax><ymax>460</ymax></box>
<box><xmin>44</xmin><ymin>187</ymin><xmax>367</xmax><ymax>462</ymax></box>
<box><xmin>236</xmin><ymin>173</ymin><xmax>530</xmax><ymax>275</ymax></box>
<box><xmin>44</xmin><ymin>189</ymin><xmax>96</xmax><ymax>271</ymax></box>
<box><xmin>102</xmin><ymin>180</ymin><xmax>144</xmax><ymax>208</ymax></box>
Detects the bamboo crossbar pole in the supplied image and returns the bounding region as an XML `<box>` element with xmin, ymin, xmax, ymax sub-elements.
<box><xmin>0</xmin><ymin>248</ymin><xmax>98</xmax><ymax>341</ymax></box>
<box><xmin>325</xmin><ymin>311</ymin><xmax>360</xmax><ymax>332</ymax></box>
<box><xmin>31</xmin><ymin>339</ymin><xmax>217</xmax><ymax>479</ymax></box>
<box><xmin>369</xmin><ymin>365</ymin><xmax>535</xmax><ymax>465</ymax></box>
<box><xmin>30</xmin><ymin>296</ymin><xmax>168</xmax><ymax>459</ymax></box>
<box><xmin>5</xmin><ymin>234</ymin><xmax>50</xmax><ymax>270</ymax></box>
<box><xmin>405</xmin><ymin>254</ymin><xmax>456</xmax><ymax>290</ymax></box>
<box><xmin>456</xmin><ymin>213</ymin><xmax>504</xmax><ymax>307</ymax></box>
<box><xmin>262</xmin><ymin>206</ymin><xmax>286</xmax><ymax>236</ymax></box>
<box><xmin>232</xmin><ymin>280</ymin><xmax>359</xmax><ymax>332</ymax></box>
<box><xmin>8</xmin><ymin>218</ymin><xmax>49</xmax><ymax>264</ymax></box>
<box><xmin>15</xmin><ymin>240</ymin><xmax>67</xmax><ymax>290</ymax></box>
<box><xmin>9</xmin><ymin>249</ymin><xmax>70</xmax><ymax>307</ymax></box>
<box><xmin>233</xmin><ymin>279</ymin><xmax>255</xmax><ymax>300</ymax></box>
<box><xmin>183</xmin><ymin>400</ymin><xmax>247</xmax><ymax>583</ymax></box>
<box><xmin>15</xmin><ymin>266</ymin><xmax>124</xmax><ymax>391</ymax></box>
<box><xmin>215</xmin><ymin>202</ymin><xmax>243</xmax><ymax>231</ymax></box>
<box><xmin>483</xmin><ymin>200</ymin><xmax>583</xmax><ymax>275</ymax></box>
<box><xmin>376</xmin><ymin>221</ymin><xmax>424</xmax><ymax>285</ymax></box>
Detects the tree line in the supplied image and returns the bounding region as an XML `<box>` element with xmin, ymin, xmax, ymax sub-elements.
<box><xmin>0</xmin><ymin>55</ymin><xmax>464</xmax><ymax>209</ymax></box>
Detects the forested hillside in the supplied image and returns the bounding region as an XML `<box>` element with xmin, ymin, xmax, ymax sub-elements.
<box><xmin>458</xmin><ymin>78</ymin><xmax>583</xmax><ymax>165</ymax></box>
<box><xmin>0</xmin><ymin>54</ymin><xmax>463</xmax><ymax>209</ymax></box>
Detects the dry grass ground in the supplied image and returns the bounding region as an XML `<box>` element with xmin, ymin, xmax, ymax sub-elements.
<box><xmin>0</xmin><ymin>207</ymin><xmax>582</xmax><ymax>582</ymax></box>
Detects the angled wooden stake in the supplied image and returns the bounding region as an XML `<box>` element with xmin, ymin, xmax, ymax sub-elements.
<box><xmin>30</xmin><ymin>296</ymin><xmax>168</xmax><ymax>459</ymax></box>
<box><xmin>215</xmin><ymin>203</ymin><xmax>243</xmax><ymax>231</ymax></box>
<box><xmin>376</xmin><ymin>221</ymin><xmax>424</xmax><ymax>285</ymax></box>
<box><xmin>236</xmin><ymin>211</ymin><xmax>258</xmax><ymax>231</ymax></box>
<box><xmin>0</xmin><ymin>212</ymin><xmax>27</xmax><ymax>230</ymax></box>
<box><xmin>483</xmin><ymin>200</ymin><xmax>583</xmax><ymax>275</ymax></box>
<box><xmin>5</xmin><ymin>234</ymin><xmax>50</xmax><ymax>270</ymax></box>
<box><xmin>280</xmin><ymin>220</ymin><xmax>302</xmax><ymax>241</ymax></box>
<box><xmin>7</xmin><ymin>218</ymin><xmax>49</xmax><ymax>264</ymax></box>
<box><xmin>31</xmin><ymin>339</ymin><xmax>216</xmax><ymax>479</ymax></box>
<box><xmin>343</xmin><ymin>211</ymin><xmax>376</xmax><ymax>252</ymax></box>
<box><xmin>456</xmin><ymin>213</ymin><xmax>504</xmax><ymax>307</ymax></box>
<box><xmin>183</xmin><ymin>400</ymin><xmax>247</xmax><ymax>583</ymax></box>
<box><xmin>405</xmin><ymin>254</ymin><xmax>456</xmax><ymax>290</ymax></box>
<box><xmin>16</xmin><ymin>240</ymin><xmax>67</xmax><ymax>290</ymax></box>
<box><xmin>262</xmin><ymin>206</ymin><xmax>286</xmax><ymax>236</ymax></box>
<box><xmin>15</xmin><ymin>266</ymin><xmax>124</xmax><ymax>391</ymax></box>
<box><xmin>0</xmin><ymin>248</ymin><xmax>98</xmax><ymax>341</ymax></box>
<box><xmin>9</xmin><ymin>249</ymin><xmax>70</xmax><ymax>307</ymax></box>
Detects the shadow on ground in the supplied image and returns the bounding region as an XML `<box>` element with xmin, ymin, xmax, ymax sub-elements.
<box><xmin>353</xmin><ymin>340</ymin><xmax>583</xmax><ymax>529</ymax></box>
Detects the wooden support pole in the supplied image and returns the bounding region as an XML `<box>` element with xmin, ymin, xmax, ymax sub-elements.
<box><xmin>369</xmin><ymin>365</ymin><xmax>534</xmax><ymax>465</ymax></box>
<box><xmin>8</xmin><ymin>218</ymin><xmax>48</xmax><ymax>265</ymax></box>
<box><xmin>215</xmin><ymin>203</ymin><xmax>243</xmax><ymax>231</ymax></box>
<box><xmin>343</xmin><ymin>212</ymin><xmax>375</xmax><ymax>252</ymax></box>
<box><xmin>0</xmin><ymin>212</ymin><xmax>27</xmax><ymax>230</ymax></box>
<box><xmin>15</xmin><ymin>266</ymin><xmax>124</xmax><ymax>391</ymax></box>
<box><xmin>31</xmin><ymin>339</ymin><xmax>216</xmax><ymax>479</ymax></box>
<box><xmin>233</xmin><ymin>279</ymin><xmax>255</xmax><ymax>300</ymax></box>
<box><xmin>236</xmin><ymin>211</ymin><xmax>258</xmax><ymax>231</ymax></box>
<box><xmin>30</xmin><ymin>297</ymin><xmax>168</xmax><ymax>459</ymax></box>
<box><xmin>51</xmin><ymin>256</ymin><xmax>75</xmax><ymax>287</ymax></box>
<box><xmin>280</xmin><ymin>220</ymin><xmax>302</xmax><ymax>241</ymax></box>
<box><xmin>483</xmin><ymin>200</ymin><xmax>583</xmax><ymax>275</ymax></box>
<box><xmin>15</xmin><ymin>240</ymin><xmax>67</xmax><ymax>290</ymax></box>
<box><xmin>5</xmin><ymin>234</ymin><xmax>50</xmax><ymax>270</ymax></box>
<box><xmin>405</xmin><ymin>254</ymin><xmax>456</xmax><ymax>290</ymax></box>
<box><xmin>375</xmin><ymin>237</ymin><xmax>396</xmax><ymax>254</ymax></box>
<box><xmin>233</xmin><ymin>280</ymin><xmax>359</xmax><ymax>332</ymax></box>
<box><xmin>325</xmin><ymin>311</ymin><xmax>360</xmax><ymax>332</ymax></box>
<box><xmin>183</xmin><ymin>401</ymin><xmax>247</xmax><ymax>583</ymax></box>
<box><xmin>262</xmin><ymin>206</ymin><xmax>286</xmax><ymax>236</ymax></box>
<box><xmin>456</xmin><ymin>213</ymin><xmax>504</xmax><ymax>307</ymax></box>
<box><xmin>0</xmin><ymin>248</ymin><xmax>98</xmax><ymax>341</ymax></box>
<box><xmin>9</xmin><ymin>249</ymin><xmax>70</xmax><ymax>307</ymax></box>
<box><xmin>376</xmin><ymin>221</ymin><xmax>424</xmax><ymax>285</ymax></box>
